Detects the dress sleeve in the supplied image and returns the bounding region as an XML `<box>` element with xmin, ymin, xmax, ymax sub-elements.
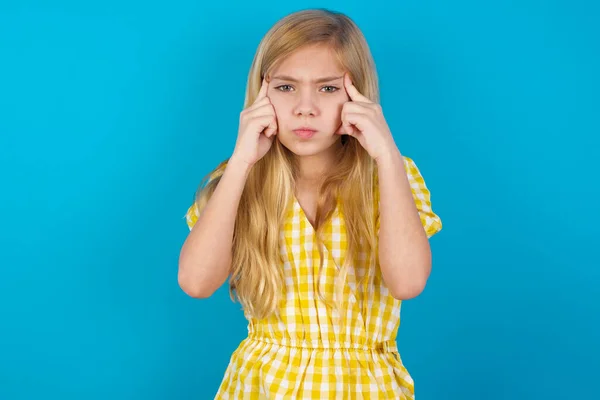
<box><xmin>183</xmin><ymin>160</ymin><xmax>229</xmax><ymax>231</ymax></box>
<box><xmin>376</xmin><ymin>156</ymin><xmax>443</xmax><ymax>239</ymax></box>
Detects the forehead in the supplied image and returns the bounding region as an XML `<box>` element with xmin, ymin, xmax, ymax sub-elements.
<box><xmin>270</xmin><ymin>44</ymin><xmax>344</xmax><ymax>78</ymax></box>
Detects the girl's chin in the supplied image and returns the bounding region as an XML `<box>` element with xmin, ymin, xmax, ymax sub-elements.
<box><xmin>278</xmin><ymin>135</ymin><xmax>341</xmax><ymax>157</ymax></box>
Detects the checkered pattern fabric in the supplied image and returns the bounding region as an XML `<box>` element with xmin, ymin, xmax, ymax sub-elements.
<box><xmin>184</xmin><ymin>156</ymin><xmax>442</xmax><ymax>399</ymax></box>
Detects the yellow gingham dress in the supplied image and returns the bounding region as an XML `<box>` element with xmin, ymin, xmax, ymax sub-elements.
<box><xmin>185</xmin><ymin>156</ymin><xmax>442</xmax><ymax>399</ymax></box>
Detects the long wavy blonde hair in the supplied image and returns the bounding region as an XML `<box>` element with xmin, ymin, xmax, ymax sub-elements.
<box><xmin>194</xmin><ymin>8</ymin><xmax>381</xmax><ymax>319</ymax></box>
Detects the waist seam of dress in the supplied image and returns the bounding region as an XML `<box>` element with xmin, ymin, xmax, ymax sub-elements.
<box><xmin>245</xmin><ymin>335</ymin><xmax>398</xmax><ymax>353</ymax></box>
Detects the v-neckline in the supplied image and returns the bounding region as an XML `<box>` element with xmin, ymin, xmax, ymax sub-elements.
<box><xmin>292</xmin><ymin>194</ymin><xmax>338</xmax><ymax>232</ymax></box>
<box><xmin>292</xmin><ymin>195</ymin><xmax>316</xmax><ymax>231</ymax></box>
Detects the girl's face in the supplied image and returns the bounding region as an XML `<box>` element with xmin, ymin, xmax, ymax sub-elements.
<box><xmin>267</xmin><ymin>44</ymin><xmax>349</xmax><ymax>157</ymax></box>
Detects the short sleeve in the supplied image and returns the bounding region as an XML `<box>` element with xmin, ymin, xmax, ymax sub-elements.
<box><xmin>183</xmin><ymin>160</ymin><xmax>229</xmax><ymax>231</ymax></box>
<box><xmin>375</xmin><ymin>156</ymin><xmax>442</xmax><ymax>239</ymax></box>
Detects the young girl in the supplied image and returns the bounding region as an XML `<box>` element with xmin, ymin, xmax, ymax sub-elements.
<box><xmin>179</xmin><ymin>8</ymin><xmax>442</xmax><ymax>399</ymax></box>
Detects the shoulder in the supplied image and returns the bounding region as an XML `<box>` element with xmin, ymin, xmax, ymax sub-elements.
<box><xmin>403</xmin><ymin>155</ymin><xmax>443</xmax><ymax>238</ymax></box>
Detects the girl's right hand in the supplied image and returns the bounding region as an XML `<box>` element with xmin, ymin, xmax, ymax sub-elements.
<box><xmin>231</xmin><ymin>77</ymin><xmax>278</xmax><ymax>167</ymax></box>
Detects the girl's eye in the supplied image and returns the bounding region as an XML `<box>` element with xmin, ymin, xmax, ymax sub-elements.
<box><xmin>321</xmin><ymin>85</ymin><xmax>339</xmax><ymax>93</ymax></box>
<box><xmin>274</xmin><ymin>85</ymin><xmax>339</xmax><ymax>93</ymax></box>
<box><xmin>275</xmin><ymin>84</ymin><xmax>293</xmax><ymax>92</ymax></box>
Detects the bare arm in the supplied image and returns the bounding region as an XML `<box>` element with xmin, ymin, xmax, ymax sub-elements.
<box><xmin>377</xmin><ymin>150</ymin><xmax>438</xmax><ymax>300</ymax></box>
<box><xmin>178</xmin><ymin>157</ymin><xmax>251</xmax><ymax>298</ymax></box>
<box><xmin>179</xmin><ymin>76</ymin><xmax>277</xmax><ymax>298</ymax></box>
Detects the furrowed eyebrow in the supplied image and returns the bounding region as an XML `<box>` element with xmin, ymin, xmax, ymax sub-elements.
<box><xmin>271</xmin><ymin>75</ymin><xmax>343</xmax><ymax>84</ymax></box>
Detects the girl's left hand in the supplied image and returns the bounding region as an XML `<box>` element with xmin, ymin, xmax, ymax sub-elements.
<box><xmin>336</xmin><ymin>72</ymin><xmax>398</xmax><ymax>161</ymax></box>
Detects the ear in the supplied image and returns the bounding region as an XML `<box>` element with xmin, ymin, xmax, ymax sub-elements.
<box><xmin>335</xmin><ymin>121</ymin><xmax>345</xmax><ymax>135</ymax></box>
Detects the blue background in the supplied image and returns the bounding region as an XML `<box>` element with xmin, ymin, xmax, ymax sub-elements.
<box><xmin>1</xmin><ymin>1</ymin><xmax>598</xmax><ymax>399</ymax></box>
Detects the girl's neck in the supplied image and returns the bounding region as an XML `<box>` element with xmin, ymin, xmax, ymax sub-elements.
<box><xmin>294</xmin><ymin>139</ymin><xmax>343</xmax><ymax>184</ymax></box>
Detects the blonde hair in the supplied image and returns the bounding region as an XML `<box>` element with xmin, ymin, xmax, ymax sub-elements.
<box><xmin>194</xmin><ymin>8</ymin><xmax>380</xmax><ymax>319</ymax></box>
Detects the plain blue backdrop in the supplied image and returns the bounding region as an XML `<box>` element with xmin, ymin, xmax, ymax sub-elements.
<box><xmin>1</xmin><ymin>1</ymin><xmax>598</xmax><ymax>399</ymax></box>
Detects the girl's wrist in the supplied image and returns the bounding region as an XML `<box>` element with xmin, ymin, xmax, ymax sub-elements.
<box><xmin>227</xmin><ymin>154</ymin><xmax>254</xmax><ymax>175</ymax></box>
